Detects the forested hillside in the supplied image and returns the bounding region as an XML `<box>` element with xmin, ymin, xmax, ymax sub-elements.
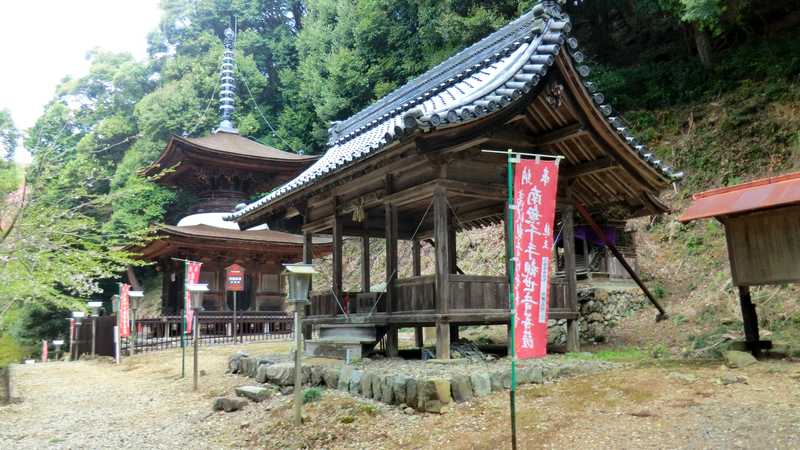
<box><xmin>1</xmin><ymin>0</ymin><xmax>798</xmax><ymax>359</ymax></box>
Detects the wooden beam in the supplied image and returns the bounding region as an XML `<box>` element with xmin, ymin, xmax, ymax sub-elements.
<box><xmin>562</xmin><ymin>156</ymin><xmax>617</xmax><ymax>180</ymax></box>
<box><xmin>530</xmin><ymin>122</ymin><xmax>586</xmax><ymax>147</ymax></box>
<box><xmin>434</xmin><ymin>187</ymin><xmax>451</xmax><ymax>359</ymax></box>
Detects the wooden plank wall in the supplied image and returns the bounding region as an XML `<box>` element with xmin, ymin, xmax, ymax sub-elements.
<box><xmin>725</xmin><ymin>206</ymin><xmax>800</xmax><ymax>286</ymax></box>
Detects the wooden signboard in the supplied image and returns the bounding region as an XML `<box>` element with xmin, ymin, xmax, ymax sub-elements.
<box><xmin>225</xmin><ymin>264</ymin><xmax>245</xmax><ymax>292</ymax></box>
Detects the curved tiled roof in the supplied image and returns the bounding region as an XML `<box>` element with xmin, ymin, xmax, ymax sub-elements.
<box><xmin>228</xmin><ymin>2</ymin><xmax>682</xmax><ymax>223</ymax></box>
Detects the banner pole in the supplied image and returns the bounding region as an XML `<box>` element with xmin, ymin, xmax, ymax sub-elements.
<box><xmin>181</xmin><ymin>260</ymin><xmax>187</xmax><ymax>379</ymax></box>
<box><xmin>506</xmin><ymin>149</ymin><xmax>518</xmax><ymax>450</ymax></box>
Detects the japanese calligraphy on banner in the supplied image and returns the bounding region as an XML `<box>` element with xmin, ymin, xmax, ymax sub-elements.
<box><xmin>119</xmin><ymin>283</ymin><xmax>131</xmax><ymax>338</ymax></box>
<box><xmin>185</xmin><ymin>260</ymin><xmax>203</xmax><ymax>334</ymax></box>
<box><xmin>514</xmin><ymin>159</ymin><xmax>559</xmax><ymax>359</ymax></box>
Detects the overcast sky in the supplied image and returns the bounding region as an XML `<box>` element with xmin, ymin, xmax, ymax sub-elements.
<box><xmin>0</xmin><ymin>0</ymin><xmax>162</xmax><ymax>163</ymax></box>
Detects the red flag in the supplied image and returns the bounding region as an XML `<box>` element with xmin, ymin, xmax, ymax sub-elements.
<box><xmin>42</xmin><ymin>340</ymin><xmax>48</xmax><ymax>363</ymax></box>
<box><xmin>119</xmin><ymin>283</ymin><xmax>131</xmax><ymax>338</ymax></box>
<box><xmin>513</xmin><ymin>159</ymin><xmax>559</xmax><ymax>359</ymax></box>
<box><xmin>185</xmin><ymin>261</ymin><xmax>203</xmax><ymax>334</ymax></box>
<box><xmin>70</xmin><ymin>318</ymin><xmax>75</xmax><ymax>342</ymax></box>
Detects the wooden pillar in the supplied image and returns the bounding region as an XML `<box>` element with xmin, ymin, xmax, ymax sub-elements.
<box><xmin>386</xmin><ymin>325</ymin><xmax>399</xmax><ymax>357</ymax></box>
<box><xmin>160</xmin><ymin>259</ymin><xmax>171</xmax><ymax>314</ymax></box>
<box><xmin>434</xmin><ymin>188</ymin><xmax>451</xmax><ymax>359</ymax></box>
<box><xmin>332</xmin><ymin>215</ymin><xmax>343</xmax><ymax>302</ymax></box>
<box><xmin>412</xmin><ymin>239</ymin><xmax>421</xmax><ymax>276</ymax></box>
<box><xmin>738</xmin><ymin>285</ymin><xmax>761</xmax><ymax>357</ymax></box>
<box><xmin>361</xmin><ymin>236</ymin><xmax>371</xmax><ymax>293</ymax></box>
<box><xmin>414</xmin><ymin>326</ymin><xmax>424</xmax><ymax>348</ymax></box>
<box><xmin>385</xmin><ymin>203</ymin><xmax>398</xmax><ymax>314</ymax></box>
<box><xmin>447</xmin><ymin>227</ymin><xmax>457</xmax><ymax>274</ymax></box>
<box><xmin>563</xmin><ymin>203</ymin><xmax>580</xmax><ymax>352</ymax></box>
<box><xmin>303</xmin><ymin>231</ymin><xmax>314</xmax><ymax>339</ymax></box>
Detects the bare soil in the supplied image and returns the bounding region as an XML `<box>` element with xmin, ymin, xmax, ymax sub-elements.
<box><xmin>1</xmin><ymin>341</ymin><xmax>799</xmax><ymax>449</ymax></box>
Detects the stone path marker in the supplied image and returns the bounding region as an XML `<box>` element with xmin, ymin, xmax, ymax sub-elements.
<box><xmin>235</xmin><ymin>386</ymin><xmax>272</xmax><ymax>402</ymax></box>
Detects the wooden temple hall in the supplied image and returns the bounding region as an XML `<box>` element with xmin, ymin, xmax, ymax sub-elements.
<box><xmin>134</xmin><ymin>28</ymin><xmax>329</xmax><ymax>313</ymax></box>
<box><xmin>227</xmin><ymin>2</ymin><xmax>682</xmax><ymax>358</ymax></box>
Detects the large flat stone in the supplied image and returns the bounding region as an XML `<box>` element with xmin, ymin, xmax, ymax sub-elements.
<box><xmin>470</xmin><ymin>372</ymin><xmax>491</xmax><ymax>397</ymax></box>
<box><xmin>265</xmin><ymin>363</ymin><xmax>295</xmax><ymax>386</ymax></box>
<box><xmin>724</xmin><ymin>350</ymin><xmax>757</xmax><ymax>369</ymax></box>
<box><xmin>235</xmin><ymin>386</ymin><xmax>271</xmax><ymax>403</ymax></box>
<box><xmin>360</xmin><ymin>371</ymin><xmax>374</xmax><ymax>398</ymax></box>
<box><xmin>371</xmin><ymin>373</ymin><xmax>383</xmax><ymax>401</ymax></box>
<box><xmin>381</xmin><ymin>375</ymin><xmax>394</xmax><ymax>404</ymax></box>
<box><xmin>451</xmin><ymin>375</ymin><xmax>473</xmax><ymax>403</ymax></box>
<box><xmin>323</xmin><ymin>368</ymin><xmax>340</xmax><ymax>388</ymax></box>
<box><xmin>213</xmin><ymin>397</ymin><xmax>248</xmax><ymax>412</ymax></box>
<box><xmin>338</xmin><ymin>367</ymin><xmax>353</xmax><ymax>391</ymax></box>
<box><xmin>349</xmin><ymin>370</ymin><xmax>363</xmax><ymax>395</ymax></box>
<box><xmin>405</xmin><ymin>378</ymin><xmax>419</xmax><ymax>409</ymax></box>
<box><xmin>392</xmin><ymin>375</ymin><xmax>410</xmax><ymax>405</ymax></box>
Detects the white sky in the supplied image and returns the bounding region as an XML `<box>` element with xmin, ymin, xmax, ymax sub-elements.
<box><xmin>0</xmin><ymin>0</ymin><xmax>162</xmax><ymax>164</ymax></box>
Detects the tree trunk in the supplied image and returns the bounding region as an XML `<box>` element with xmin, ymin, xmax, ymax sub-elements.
<box><xmin>693</xmin><ymin>24</ymin><xmax>713</xmax><ymax>68</ymax></box>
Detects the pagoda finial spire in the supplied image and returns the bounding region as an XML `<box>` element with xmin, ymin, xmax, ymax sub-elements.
<box><xmin>216</xmin><ymin>27</ymin><xmax>238</xmax><ymax>134</ymax></box>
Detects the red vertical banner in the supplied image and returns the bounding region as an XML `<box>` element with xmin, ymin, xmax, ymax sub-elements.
<box><xmin>119</xmin><ymin>283</ymin><xmax>131</xmax><ymax>338</ymax></box>
<box><xmin>41</xmin><ymin>340</ymin><xmax>48</xmax><ymax>362</ymax></box>
<box><xmin>70</xmin><ymin>319</ymin><xmax>75</xmax><ymax>342</ymax></box>
<box><xmin>513</xmin><ymin>159</ymin><xmax>559</xmax><ymax>359</ymax></box>
<box><xmin>185</xmin><ymin>261</ymin><xmax>203</xmax><ymax>334</ymax></box>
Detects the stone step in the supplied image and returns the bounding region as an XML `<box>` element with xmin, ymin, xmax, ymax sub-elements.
<box><xmin>306</xmin><ymin>339</ymin><xmax>370</xmax><ymax>360</ymax></box>
<box><xmin>318</xmin><ymin>324</ymin><xmax>378</xmax><ymax>341</ymax></box>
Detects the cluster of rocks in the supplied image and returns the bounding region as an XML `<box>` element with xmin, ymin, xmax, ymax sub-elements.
<box><xmin>227</xmin><ymin>351</ymin><xmax>616</xmax><ymax>414</ymax></box>
<box><xmin>548</xmin><ymin>285</ymin><xmax>646</xmax><ymax>345</ymax></box>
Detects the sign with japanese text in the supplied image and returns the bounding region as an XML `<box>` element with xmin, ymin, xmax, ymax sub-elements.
<box><xmin>225</xmin><ymin>264</ymin><xmax>245</xmax><ymax>292</ymax></box>
<box><xmin>185</xmin><ymin>260</ymin><xmax>203</xmax><ymax>334</ymax></box>
<box><xmin>119</xmin><ymin>283</ymin><xmax>131</xmax><ymax>338</ymax></box>
<box><xmin>513</xmin><ymin>159</ymin><xmax>559</xmax><ymax>359</ymax></box>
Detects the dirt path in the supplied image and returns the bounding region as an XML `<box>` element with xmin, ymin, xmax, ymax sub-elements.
<box><xmin>1</xmin><ymin>343</ymin><xmax>799</xmax><ymax>449</ymax></box>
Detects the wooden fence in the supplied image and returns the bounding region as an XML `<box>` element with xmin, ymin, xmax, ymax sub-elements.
<box><xmin>122</xmin><ymin>312</ymin><xmax>293</xmax><ymax>354</ymax></box>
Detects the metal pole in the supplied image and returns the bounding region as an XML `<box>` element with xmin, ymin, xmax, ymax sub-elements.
<box><xmin>233</xmin><ymin>291</ymin><xmax>238</xmax><ymax>344</ymax></box>
<box><xmin>193</xmin><ymin>310</ymin><xmax>199</xmax><ymax>391</ymax></box>
<box><xmin>181</xmin><ymin>261</ymin><xmax>187</xmax><ymax>378</ymax></box>
<box><xmin>91</xmin><ymin>317</ymin><xmax>97</xmax><ymax>357</ymax></box>
<box><xmin>293</xmin><ymin>304</ymin><xmax>304</xmax><ymax>425</ymax></box>
<box><xmin>506</xmin><ymin>152</ymin><xmax>518</xmax><ymax>450</ymax></box>
<box><xmin>131</xmin><ymin>310</ymin><xmax>137</xmax><ymax>356</ymax></box>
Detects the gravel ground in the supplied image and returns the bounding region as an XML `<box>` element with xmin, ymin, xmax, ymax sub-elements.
<box><xmin>1</xmin><ymin>341</ymin><xmax>799</xmax><ymax>449</ymax></box>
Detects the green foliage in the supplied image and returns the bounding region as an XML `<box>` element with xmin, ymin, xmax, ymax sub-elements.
<box><xmin>303</xmin><ymin>387</ymin><xmax>323</xmax><ymax>404</ymax></box>
<box><xmin>0</xmin><ymin>109</ymin><xmax>19</xmax><ymax>160</ymax></box>
<box><xmin>0</xmin><ymin>334</ymin><xmax>24</xmax><ymax>367</ymax></box>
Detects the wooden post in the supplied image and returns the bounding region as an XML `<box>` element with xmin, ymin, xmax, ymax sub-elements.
<box><xmin>303</xmin><ymin>231</ymin><xmax>314</xmax><ymax>340</ymax></box>
<box><xmin>361</xmin><ymin>236</ymin><xmax>371</xmax><ymax>293</ymax></box>
<box><xmin>414</xmin><ymin>326</ymin><xmax>424</xmax><ymax>348</ymax></box>
<box><xmin>385</xmin><ymin>203</ymin><xmax>398</xmax><ymax>314</ymax></box>
<box><xmin>738</xmin><ymin>285</ymin><xmax>761</xmax><ymax>357</ymax></box>
<box><xmin>332</xmin><ymin>216</ymin><xmax>343</xmax><ymax>307</ymax></box>
<box><xmin>412</xmin><ymin>239</ymin><xmax>421</xmax><ymax>276</ymax></box>
<box><xmin>447</xmin><ymin>227</ymin><xmax>457</xmax><ymax>275</ymax></box>
<box><xmin>386</xmin><ymin>325</ymin><xmax>399</xmax><ymax>357</ymax></box>
<box><xmin>563</xmin><ymin>203</ymin><xmax>580</xmax><ymax>353</ymax></box>
<box><xmin>434</xmin><ymin>188</ymin><xmax>451</xmax><ymax>359</ymax></box>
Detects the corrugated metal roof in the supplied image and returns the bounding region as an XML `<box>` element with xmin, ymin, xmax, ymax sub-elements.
<box><xmin>678</xmin><ymin>172</ymin><xmax>800</xmax><ymax>222</ymax></box>
<box><xmin>226</xmin><ymin>2</ymin><xmax>681</xmax><ymax>223</ymax></box>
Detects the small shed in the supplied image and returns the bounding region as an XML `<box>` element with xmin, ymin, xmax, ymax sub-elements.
<box><xmin>679</xmin><ymin>171</ymin><xmax>800</xmax><ymax>355</ymax></box>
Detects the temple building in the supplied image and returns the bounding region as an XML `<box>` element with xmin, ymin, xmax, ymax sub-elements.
<box><xmin>227</xmin><ymin>2</ymin><xmax>680</xmax><ymax>358</ymax></box>
<box><xmin>134</xmin><ymin>28</ymin><xmax>327</xmax><ymax>313</ymax></box>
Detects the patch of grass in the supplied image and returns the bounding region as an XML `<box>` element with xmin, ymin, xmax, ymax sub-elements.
<box><xmin>303</xmin><ymin>387</ymin><xmax>322</xmax><ymax>404</ymax></box>
<box><xmin>567</xmin><ymin>347</ymin><xmax>648</xmax><ymax>362</ymax></box>
<box><xmin>339</xmin><ymin>415</ymin><xmax>355</xmax><ymax>424</ymax></box>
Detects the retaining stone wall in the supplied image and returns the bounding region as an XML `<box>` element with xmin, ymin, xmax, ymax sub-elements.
<box><xmin>548</xmin><ymin>285</ymin><xmax>646</xmax><ymax>345</ymax></box>
<box><xmin>228</xmin><ymin>353</ymin><xmax>615</xmax><ymax>413</ymax></box>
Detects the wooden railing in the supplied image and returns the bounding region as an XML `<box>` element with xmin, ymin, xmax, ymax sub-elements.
<box><xmin>308</xmin><ymin>275</ymin><xmax>575</xmax><ymax>319</ymax></box>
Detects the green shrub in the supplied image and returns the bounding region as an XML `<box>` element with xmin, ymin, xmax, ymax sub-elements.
<box><xmin>0</xmin><ymin>334</ymin><xmax>24</xmax><ymax>367</ymax></box>
<box><xmin>302</xmin><ymin>387</ymin><xmax>322</xmax><ymax>404</ymax></box>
